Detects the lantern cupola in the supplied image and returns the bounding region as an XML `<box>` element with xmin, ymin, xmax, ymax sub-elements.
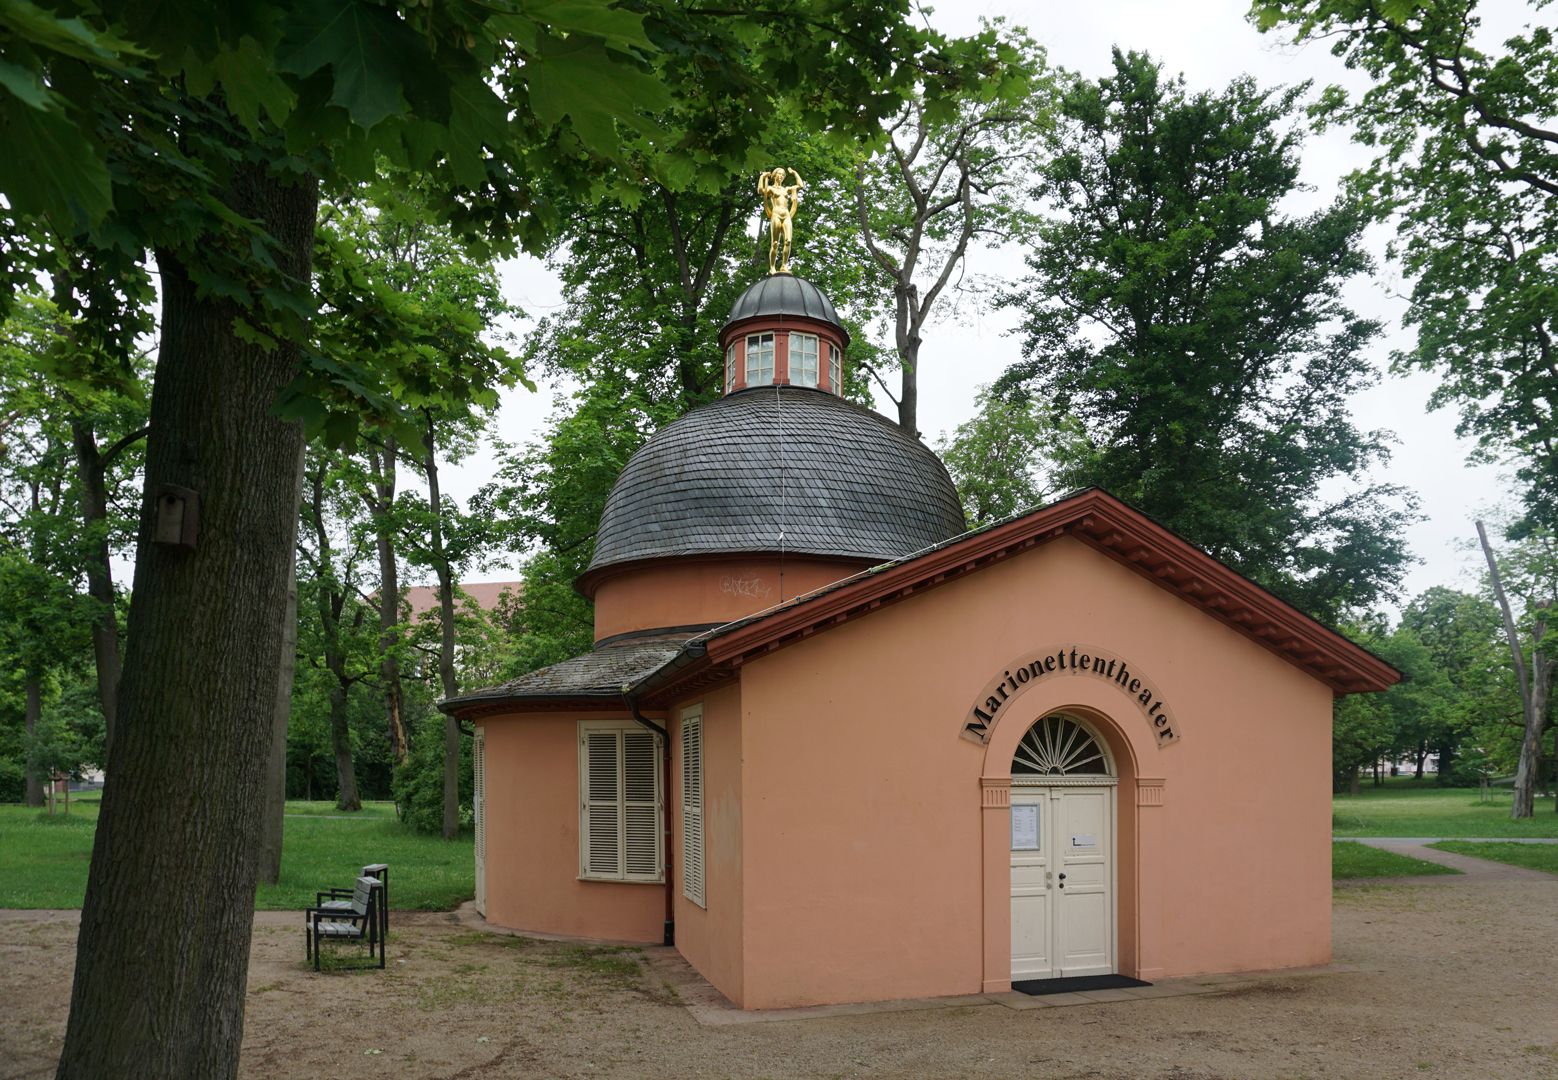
<box><xmin>720</xmin><ymin>274</ymin><xmax>850</xmax><ymax>396</ymax></box>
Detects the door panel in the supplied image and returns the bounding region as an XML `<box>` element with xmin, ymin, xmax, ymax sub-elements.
<box><xmin>1009</xmin><ymin>794</ymin><xmax>1051</xmax><ymax>979</ymax></box>
<box><xmin>1055</xmin><ymin>789</ymin><xmax>1111</xmax><ymax>976</ymax></box>
<box><xmin>1011</xmin><ymin>785</ymin><xmax>1113</xmax><ymax>981</ymax></box>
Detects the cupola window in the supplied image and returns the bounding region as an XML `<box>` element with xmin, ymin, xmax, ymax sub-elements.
<box><xmin>828</xmin><ymin>342</ymin><xmax>841</xmax><ymax>393</ymax></box>
<box><xmin>745</xmin><ymin>333</ymin><xmax>775</xmax><ymax>385</ymax></box>
<box><xmin>724</xmin><ymin>343</ymin><xmax>736</xmax><ymax>393</ymax></box>
<box><xmin>790</xmin><ymin>333</ymin><xmax>819</xmax><ymax>387</ymax></box>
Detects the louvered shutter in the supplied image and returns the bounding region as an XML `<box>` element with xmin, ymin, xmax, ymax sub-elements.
<box><xmin>473</xmin><ymin>728</ymin><xmax>487</xmax><ymax>914</ymax></box>
<box><xmin>582</xmin><ymin>730</ymin><xmax>622</xmax><ymax>877</ymax></box>
<box><xmin>681</xmin><ymin>710</ymin><xmax>705</xmax><ymax>907</ymax></box>
<box><xmin>623</xmin><ymin>730</ymin><xmax>661</xmax><ymax>881</ymax></box>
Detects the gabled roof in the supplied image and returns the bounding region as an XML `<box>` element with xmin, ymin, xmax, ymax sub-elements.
<box><xmin>631</xmin><ymin>488</ymin><xmax>1399</xmax><ymax>705</ymax></box>
<box><xmin>443</xmin><ymin>489</ymin><xmax>1399</xmax><ymax>718</ymax></box>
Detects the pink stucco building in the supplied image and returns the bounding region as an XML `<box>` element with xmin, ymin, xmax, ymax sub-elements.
<box><xmin>441</xmin><ymin>274</ymin><xmax>1398</xmax><ymax>1010</ymax></box>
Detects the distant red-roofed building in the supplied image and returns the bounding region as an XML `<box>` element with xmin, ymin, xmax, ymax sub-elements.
<box><xmin>402</xmin><ymin>581</ymin><xmax>523</xmax><ymax>620</ymax></box>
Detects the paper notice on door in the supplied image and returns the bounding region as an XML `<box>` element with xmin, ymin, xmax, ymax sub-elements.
<box><xmin>1072</xmin><ymin>834</ymin><xmax>1096</xmax><ymax>848</ymax></box>
<box><xmin>1011</xmin><ymin>804</ymin><xmax>1040</xmax><ymax>850</ymax></box>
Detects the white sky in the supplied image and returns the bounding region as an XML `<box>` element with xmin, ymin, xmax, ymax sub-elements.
<box><xmin>438</xmin><ymin>0</ymin><xmax>1533</xmax><ymax>611</ymax></box>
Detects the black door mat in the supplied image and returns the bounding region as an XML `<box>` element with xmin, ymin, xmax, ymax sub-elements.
<box><xmin>1012</xmin><ymin>974</ymin><xmax>1151</xmax><ymax>996</ymax></box>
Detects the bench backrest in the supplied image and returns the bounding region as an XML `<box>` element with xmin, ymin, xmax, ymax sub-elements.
<box><xmin>350</xmin><ymin>876</ymin><xmax>378</xmax><ymax>916</ymax></box>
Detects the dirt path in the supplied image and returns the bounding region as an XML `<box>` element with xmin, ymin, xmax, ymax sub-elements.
<box><xmin>4</xmin><ymin>879</ymin><xmax>1557</xmax><ymax>1079</ymax></box>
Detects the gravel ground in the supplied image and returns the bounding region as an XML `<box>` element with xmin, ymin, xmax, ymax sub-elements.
<box><xmin>3</xmin><ymin>878</ymin><xmax>1557</xmax><ymax>1079</ymax></box>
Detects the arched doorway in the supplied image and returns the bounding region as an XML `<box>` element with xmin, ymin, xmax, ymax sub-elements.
<box><xmin>1009</xmin><ymin>713</ymin><xmax>1117</xmax><ymax>981</ymax></box>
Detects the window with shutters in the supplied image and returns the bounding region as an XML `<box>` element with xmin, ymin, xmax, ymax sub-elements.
<box><xmin>724</xmin><ymin>343</ymin><xmax>736</xmax><ymax>392</ymax></box>
<box><xmin>828</xmin><ymin>342</ymin><xmax>841</xmax><ymax>393</ymax></box>
<box><xmin>579</xmin><ymin>721</ymin><xmax>663</xmax><ymax>883</ymax></box>
<box><xmin>680</xmin><ymin>706</ymin><xmax>705</xmax><ymax>908</ymax></box>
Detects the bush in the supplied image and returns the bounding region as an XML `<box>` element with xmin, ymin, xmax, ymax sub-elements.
<box><xmin>0</xmin><ymin>757</ymin><xmax>25</xmax><ymax>802</ymax></box>
<box><xmin>392</xmin><ymin>710</ymin><xmax>473</xmax><ymax>834</ymax></box>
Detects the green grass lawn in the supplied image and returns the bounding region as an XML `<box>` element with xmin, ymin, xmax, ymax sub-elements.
<box><xmin>1332</xmin><ymin>780</ymin><xmax>1558</xmax><ymax>838</ymax></box>
<box><xmin>1331</xmin><ymin>840</ymin><xmax>1462</xmax><ymax>879</ymax></box>
<box><xmin>0</xmin><ymin>797</ymin><xmax>473</xmax><ymax>910</ymax></box>
<box><xmin>1429</xmin><ymin>841</ymin><xmax>1558</xmax><ymax>875</ymax></box>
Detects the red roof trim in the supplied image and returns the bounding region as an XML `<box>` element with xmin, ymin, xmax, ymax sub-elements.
<box><xmin>695</xmin><ymin>489</ymin><xmax>1400</xmax><ymax>695</ymax></box>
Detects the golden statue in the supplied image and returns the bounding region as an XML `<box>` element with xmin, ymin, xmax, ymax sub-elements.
<box><xmin>758</xmin><ymin>167</ymin><xmax>804</xmax><ymax>274</ymax></box>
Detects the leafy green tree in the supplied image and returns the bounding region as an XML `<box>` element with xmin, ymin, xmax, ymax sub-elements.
<box><xmin>5</xmin><ymin>2</ymin><xmax>1014</xmax><ymax>1070</ymax></box>
<box><xmin>1254</xmin><ymin>0</ymin><xmax>1558</xmax><ymax>533</ymax></box>
<box><xmin>849</xmin><ymin>23</ymin><xmax>1049</xmax><ymax>437</ymax></box>
<box><xmin>295</xmin><ymin>450</ymin><xmax>381</xmax><ymax>811</ymax></box>
<box><xmin>998</xmin><ymin>50</ymin><xmax>1416</xmax><ymax>623</ymax></box>
<box><xmin>1398</xmin><ymin>586</ymin><xmax>1509</xmax><ymax>783</ymax></box>
<box><xmin>1475</xmin><ymin>518</ymin><xmax>1556</xmax><ymax>816</ymax></box>
<box><xmin>936</xmin><ymin>386</ymin><xmax>1075</xmax><ymax>528</ymax></box>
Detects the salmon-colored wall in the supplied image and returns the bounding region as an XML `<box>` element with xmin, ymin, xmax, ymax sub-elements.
<box><xmin>480</xmin><ymin>710</ymin><xmax>665</xmax><ymax>943</ymax></box>
<box><xmin>732</xmin><ymin>535</ymin><xmax>1334</xmax><ymax>1008</ymax></box>
<box><xmin>670</xmin><ymin>683</ymin><xmax>744</xmax><ymax>1002</ymax></box>
<box><xmin>590</xmin><ymin>555</ymin><xmax>870</xmax><ymax>642</ymax></box>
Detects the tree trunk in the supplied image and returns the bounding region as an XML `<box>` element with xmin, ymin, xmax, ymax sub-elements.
<box><xmin>24</xmin><ymin>674</ymin><xmax>44</xmax><ymax>807</ymax></box>
<box><xmin>55</xmin><ymin>163</ymin><xmax>316</xmax><ymax>1080</ymax></box>
<box><xmin>369</xmin><ymin>441</ymin><xmax>408</xmax><ymax>766</ymax></box>
<box><xmin>423</xmin><ymin>418</ymin><xmax>461</xmax><ymax>840</ymax></box>
<box><xmin>257</xmin><ymin>551</ymin><xmax>299</xmax><ymax>886</ymax></box>
<box><xmin>1476</xmin><ymin>520</ymin><xmax>1553</xmax><ymax>819</ymax></box>
<box><xmin>1348</xmin><ymin>768</ymin><xmax>1361</xmax><ymax>796</ymax></box>
<box><xmin>897</xmin><ymin>329</ymin><xmax>919</xmax><ymax>437</ymax></box>
<box><xmin>328</xmin><ymin>684</ymin><xmax>361</xmax><ymax>812</ymax></box>
<box><xmin>307</xmin><ymin>468</ymin><xmax>362</xmax><ymax>813</ymax></box>
<box><xmin>70</xmin><ymin>420</ymin><xmax>123</xmax><ymax>758</ymax></box>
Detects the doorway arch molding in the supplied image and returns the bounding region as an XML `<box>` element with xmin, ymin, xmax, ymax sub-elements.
<box><xmin>976</xmin><ymin>676</ymin><xmax>1167</xmax><ymax>993</ymax></box>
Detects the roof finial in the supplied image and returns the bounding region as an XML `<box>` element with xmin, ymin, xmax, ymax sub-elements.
<box><xmin>757</xmin><ymin>167</ymin><xmax>804</xmax><ymax>274</ymax></box>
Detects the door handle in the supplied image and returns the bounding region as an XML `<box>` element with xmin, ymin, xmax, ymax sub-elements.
<box><xmin>1058</xmin><ymin>872</ymin><xmax>1066</xmax><ymax>889</ymax></box>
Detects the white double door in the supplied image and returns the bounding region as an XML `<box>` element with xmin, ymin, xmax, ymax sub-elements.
<box><xmin>1010</xmin><ymin>784</ymin><xmax>1114</xmax><ymax>981</ymax></box>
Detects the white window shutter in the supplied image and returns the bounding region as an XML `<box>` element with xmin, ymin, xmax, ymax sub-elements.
<box><xmin>582</xmin><ymin>730</ymin><xmax>622</xmax><ymax>877</ymax></box>
<box><xmin>622</xmin><ymin>730</ymin><xmax>661</xmax><ymax>881</ymax></box>
<box><xmin>681</xmin><ymin>710</ymin><xmax>705</xmax><ymax>907</ymax></box>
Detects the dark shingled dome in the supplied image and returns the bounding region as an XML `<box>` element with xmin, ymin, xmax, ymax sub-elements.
<box><xmin>582</xmin><ymin>387</ymin><xmax>966</xmax><ymax>588</ymax></box>
<box><xmin>724</xmin><ymin>274</ymin><xmax>843</xmax><ymax>335</ymax></box>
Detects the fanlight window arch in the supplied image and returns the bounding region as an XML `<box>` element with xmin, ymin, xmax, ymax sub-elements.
<box><xmin>1012</xmin><ymin>714</ymin><xmax>1111</xmax><ymax>777</ymax></box>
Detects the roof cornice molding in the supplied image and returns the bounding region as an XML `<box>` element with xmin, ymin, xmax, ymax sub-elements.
<box><xmin>694</xmin><ymin>489</ymin><xmax>1400</xmax><ymax>695</ymax></box>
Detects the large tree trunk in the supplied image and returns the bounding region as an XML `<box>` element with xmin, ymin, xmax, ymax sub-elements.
<box><xmin>369</xmin><ymin>441</ymin><xmax>408</xmax><ymax>766</ymax></box>
<box><xmin>1476</xmin><ymin>520</ymin><xmax>1555</xmax><ymax>819</ymax></box>
<box><xmin>897</xmin><ymin>327</ymin><xmax>919</xmax><ymax>437</ymax></box>
<box><xmin>307</xmin><ymin>469</ymin><xmax>362</xmax><ymax>813</ymax></box>
<box><xmin>24</xmin><ymin>674</ymin><xmax>44</xmax><ymax>807</ymax></box>
<box><xmin>70</xmin><ymin>421</ymin><xmax>124</xmax><ymax>758</ymax></box>
<box><xmin>256</xmin><ymin>559</ymin><xmax>297</xmax><ymax>886</ymax></box>
<box><xmin>55</xmin><ymin>164</ymin><xmax>316</xmax><ymax>1080</ymax></box>
<box><xmin>423</xmin><ymin>418</ymin><xmax>462</xmax><ymax>840</ymax></box>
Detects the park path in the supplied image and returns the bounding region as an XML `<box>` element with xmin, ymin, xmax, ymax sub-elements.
<box><xmin>1339</xmin><ymin>837</ymin><xmax>1558</xmax><ymax>882</ymax></box>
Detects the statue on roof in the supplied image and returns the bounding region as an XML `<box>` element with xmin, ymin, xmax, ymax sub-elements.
<box><xmin>757</xmin><ymin>167</ymin><xmax>804</xmax><ymax>274</ymax></box>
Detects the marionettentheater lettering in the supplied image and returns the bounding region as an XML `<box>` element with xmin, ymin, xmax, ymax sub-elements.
<box><xmin>963</xmin><ymin>646</ymin><xmax>1181</xmax><ymax>746</ymax></box>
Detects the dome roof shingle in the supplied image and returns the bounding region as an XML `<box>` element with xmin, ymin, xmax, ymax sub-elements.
<box><xmin>580</xmin><ymin>387</ymin><xmax>965</xmax><ymax>591</ymax></box>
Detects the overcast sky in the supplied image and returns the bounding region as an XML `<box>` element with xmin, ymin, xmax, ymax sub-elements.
<box><xmin>439</xmin><ymin>0</ymin><xmax>1531</xmax><ymax>611</ymax></box>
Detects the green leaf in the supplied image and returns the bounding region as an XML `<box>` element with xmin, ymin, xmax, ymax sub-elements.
<box><xmin>213</xmin><ymin>36</ymin><xmax>298</xmax><ymax>132</ymax></box>
<box><xmin>522</xmin><ymin>0</ymin><xmax>654</xmax><ymax>52</ymax></box>
<box><xmin>277</xmin><ymin>0</ymin><xmax>420</xmax><ymax>127</ymax></box>
<box><xmin>0</xmin><ymin>97</ymin><xmax>110</xmax><ymax>224</ymax></box>
<box><xmin>526</xmin><ymin>36</ymin><xmax>669</xmax><ymax>152</ymax></box>
<box><xmin>0</xmin><ymin>59</ymin><xmax>54</xmax><ymax>111</ymax></box>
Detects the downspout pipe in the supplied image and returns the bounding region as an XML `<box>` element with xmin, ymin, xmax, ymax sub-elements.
<box><xmin>623</xmin><ymin>687</ymin><xmax>673</xmax><ymax>947</ymax></box>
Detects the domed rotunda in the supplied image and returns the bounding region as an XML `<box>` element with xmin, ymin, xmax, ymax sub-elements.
<box><xmin>578</xmin><ymin>273</ymin><xmax>965</xmax><ymax>642</ymax></box>
<box><xmin>443</xmin><ymin>180</ymin><xmax>1398</xmax><ymax>1014</ymax></box>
